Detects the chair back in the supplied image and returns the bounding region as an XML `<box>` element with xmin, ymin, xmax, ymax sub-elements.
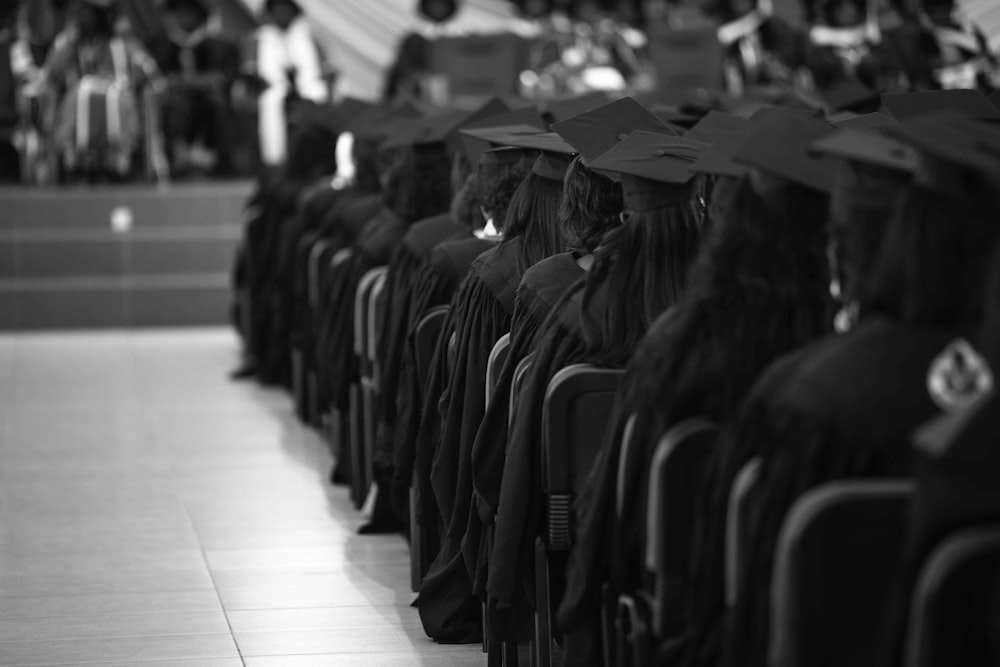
<box><xmin>906</xmin><ymin>526</ymin><xmax>1000</xmax><ymax>667</ymax></box>
<box><xmin>353</xmin><ymin>266</ymin><xmax>387</xmax><ymax>359</ymax></box>
<box><xmin>508</xmin><ymin>352</ymin><xmax>536</xmax><ymax>430</ymax></box>
<box><xmin>726</xmin><ymin>457</ymin><xmax>761</xmax><ymax>608</ymax></box>
<box><xmin>366</xmin><ymin>270</ymin><xmax>388</xmax><ymax>388</ymax></box>
<box><xmin>485</xmin><ymin>333</ymin><xmax>511</xmax><ymax>406</ymax></box>
<box><xmin>769</xmin><ymin>480</ymin><xmax>915</xmax><ymax>667</ymax></box>
<box><xmin>645</xmin><ymin>418</ymin><xmax>718</xmax><ymax>638</ymax></box>
<box><xmin>542</xmin><ymin>364</ymin><xmax>625</xmax><ymax>551</ymax></box>
<box><xmin>414</xmin><ymin>305</ymin><xmax>450</xmax><ymax>389</ymax></box>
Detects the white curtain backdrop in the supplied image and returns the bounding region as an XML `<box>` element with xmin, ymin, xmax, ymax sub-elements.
<box><xmin>240</xmin><ymin>0</ymin><xmax>535</xmax><ymax>101</ymax></box>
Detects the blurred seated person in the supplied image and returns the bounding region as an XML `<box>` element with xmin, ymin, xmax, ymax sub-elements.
<box><xmin>160</xmin><ymin>0</ymin><xmax>238</xmax><ymax>177</ymax></box>
<box><xmin>42</xmin><ymin>0</ymin><xmax>159</xmax><ymax>182</ymax></box>
<box><xmin>250</xmin><ymin>0</ymin><xmax>330</xmax><ymax>167</ymax></box>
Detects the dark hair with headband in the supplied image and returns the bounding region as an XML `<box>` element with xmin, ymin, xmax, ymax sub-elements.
<box><xmin>559</xmin><ymin>156</ymin><xmax>623</xmax><ymax>254</ymax></box>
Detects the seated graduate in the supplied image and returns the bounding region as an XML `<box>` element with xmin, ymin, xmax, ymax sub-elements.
<box><xmin>158</xmin><ymin>0</ymin><xmax>239</xmax><ymax>177</ymax></box>
<box><xmin>42</xmin><ymin>0</ymin><xmax>159</xmax><ymax>181</ymax></box>
<box><xmin>238</xmin><ymin>108</ymin><xmax>339</xmax><ymax>386</ymax></box>
<box><xmin>876</xmin><ymin>236</ymin><xmax>1000</xmax><ymax>667</ymax></box>
<box><xmin>413</xmin><ymin>140</ymin><xmax>572</xmax><ymax>645</ymax></box>
<box><xmin>318</xmin><ymin>115</ymin><xmax>455</xmax><ymax>454</ymax></box>
<box><xmin>486</xmin><ymin>130</ymin><xmax>710</xmax><ymax>646</ymax></box>
<box><xmin>712</xmin><ymin>111</ymin><xmax>1000</xmax><ymax>667</ymax></box>
<box><xmin>556</xmin><ymin>108</ymin><xmax>850</xmax><ymax>665</ymax></box>
<box><xmin>389</xmin><ymin>142</ymin><xmax>536</xmax><ymax>522</ymax></box>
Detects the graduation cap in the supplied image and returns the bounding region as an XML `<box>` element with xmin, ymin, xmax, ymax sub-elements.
<box><xmin>531</xmin><ymin>153</ymin><xmax>574</xmax><ymax>181</ymax></box>
<box><xmin>457</xmin><ymin>107</ymin><xmax>547</xmax><ymax>167</ymax></box>
<box><xmin>543</xmin><ymin>92</ymin><xmax>614</xmax><ymax>123</ymax></box>
<box><xmin>887</xmin><ymin>112</ymin><xmax>1000</xmax><ymax>180</ymax></box>
<box><xmin>588</xmin><ymin>131</ymin><xmax>708</xmax><ymax>211</ymax></box>
<box><xmin>810</xmin><ymin>129</ymin><xmax>919</xmax><ymax>174</ymax></box>
<box><xmin>881</xmin><ymin>89</ymin><xmax>1000</xmax><ymax>122</ymax></box>
<box><xmin>346</xmin><ymin>104</ymin><xmax>423</xmax><ymax>142</ymax></box>
<box><xmin>816</xmin><ymin>79</ymin><xmax>882</xmax><ymax>114</ymax></box>
<box><xmin>688</xmin><ymin>131</ymin><xmax>752</xmax><ymax>178</ymax></box>
<box><xmin>381</xmin><ymin>110</ymin><xmax>468</xmax><ymax>150</ymax></box>
<box><xmin>831</xmin><ymin>112</ymin><xmax>898</xmax><ymax>131</ymax></box>
<box><xmin>650</xmin><ymin>105</ymin><xmax>704</xmax><ymax>129</ymax></box>
<box><xmin>500</xmin><ymin>132</ymin><xmax>576</xmax><ymax>156</ymax></box>
<box><xmin>733</xmin><ymin>113</ymin><xmax>839</xmax><ymax>193</ymax></box>
<box><xmin>443</xmin><ymin>97</ymin><xmax>511</xmax><ymax>156</ymax></box>
<box><xmin>683</xmin><ymin>110</ymin><xmax>749</xmax><ymax>144</ymax></box>
<box><xmin>480</xmin><ymin>146</ymin><xmax>534</xmax><ymax>166</ymax></box>
<box><xmin>550</xmin><ymin>97</ymin><xmax>676</xmax><ymax>162</ymax></box>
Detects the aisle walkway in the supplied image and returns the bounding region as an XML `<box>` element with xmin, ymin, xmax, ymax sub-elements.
<box><xmin>0</xmin><ymin>329</ymin><xmax>482</xmax><ymax>666</ymax></box>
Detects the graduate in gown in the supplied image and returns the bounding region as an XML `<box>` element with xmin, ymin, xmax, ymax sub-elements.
<box><xmin>467</xmin><ymin>153</ymin><xmax>624</xmax><ymax>598</ymax></box>
<box><xmin>875</xmin><ymin>229</ymin><xmax>1000</xmax><ymax>667</ymax></box>
<box><xmin>390</xmin><ymin>147</ymin><xmax>535</xmax><ymax>524</ymax></box>
<box><xmin>413</xmin><ymin>145</ymin><xmax>572</xmax><ymax>644</ymax></box>
<box><xmin>557</xmin><ymin>109</ymin><xmax>855</xmax><ymax>665</ymax></box>
<box><xmin>711</xmin><ymin>113</ymin><xmax>1000</xmax><ymax>667</ymax></box>
<box><xmin>319</xmin><ymin>122</ymin><xmax>454</xmax><ymax>478</ymax></box>
<box><xmin>487</xmin><ymin>131</ymin><xmax>710</xmax><ymax>647</ymax></box>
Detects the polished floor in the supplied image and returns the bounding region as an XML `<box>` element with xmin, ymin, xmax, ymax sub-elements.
<box><xmin>0</xmin><ymin>329</ymin><xmax>483</xmax><ymax>666</ymax></box>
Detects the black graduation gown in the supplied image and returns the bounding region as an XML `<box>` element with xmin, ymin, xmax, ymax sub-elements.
<box><xmin>390</xmin><ymin>236</ymin><xmax>498</xmax><ymax>499</ymax></box>
<box><xmin>318</xmin><ymin>207</ymin><xmax>407</xmax><ymax>415</ymax></box>
<box><xmin>879</xmin><ymin>389</ymin><xmax>1000</xmax><ymax>667</ymax></box>
<box><xmin>692</xmin><ymin>318</ymin><xmax>958</xmax><ymax>667</ymax></box>
<box><xmin>466</xmin><ymin>253</ymin><xmax>587</xmax><ymax>595</ymax></box>
<box><xmin>413</xmin><ymin>239</ymin><xmax>524</xmax><ymax>644</ymax></box>
<box><xmin>375</xmin><ymin>213</ymin><xmax>468</xmax><ymax>465</ymax></box>
<box><xmin>487</xmin><ymin>281</ymin><xmax>598</xmax><ymax>640</ymax></box>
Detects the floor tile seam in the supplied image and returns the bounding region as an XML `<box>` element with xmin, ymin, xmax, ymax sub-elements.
<box><xmin>0</xmin><ymin>629</ymin><xmax>235</xmax><ymax>644</ymax></box>
<box><xmin>0</xmin><ymin>586</ymin><xmax>219</xmax><ymax>602</ymax></box>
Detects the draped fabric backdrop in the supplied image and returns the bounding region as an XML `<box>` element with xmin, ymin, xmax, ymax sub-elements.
<box><xmin>239</xmin><ymin>0</ymin><xmax>534</xmax><ymax>101</ymax></box>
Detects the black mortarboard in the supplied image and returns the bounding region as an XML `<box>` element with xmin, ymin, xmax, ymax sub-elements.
<box><xmin>881</xmin><ymin>89</ymin><xmax>1000</xmax><ymax>122</ymax></box>
<box><xmin>733</xmin><ymin>113</ymin><xmax>839</xmax><ymax>193</ymax></box>
<box><xmin>550</xmin><ymin>97</ymin><xmax>676</xmax><ymax>161</ymax></box>
<box><xmin>888</xmin><ymin>112</ymin><xmax>1000</xmax><ymax>177</ymax></box>
<box><xmin>817</xmin><ymin>79</ymin><xmax>882</xmax><ymax>114</ymax></box>
<box><xmin>688</xmin><ymin>131</ymin><xmax>751</xmax><ymax>178</ymax></box>
<box><xmin>588</xmin><ymin>131</ymin><xmax>708</xmax><ymax>211</ymax></box>
<box><xmin>500</xmin><ymin>132</ymin><xmax>576</xmax><ymax>156</ymax></box>
<box><xmin>381</xmin><ymin>110</ymin><xmax>467</xmax><ymax>150</ymax></box>
<box><xmin>650</xmin><ymin>104</ymin><xmax>703</xmax><ymax>128</ymax></box>
<box><xmin>346</xmin><ymin>104</ymin><xmax>422</xmax><ymax>141</ymax></box>
<box><xmin>990</xmin><ymin>90</ymin><xmax>1000</xmax><ymax>111</ymax></box>
<box><xmin>683</xmin><ymin>110</ymin><xmax>748</xmax><ymax>143</ymax></box>
<box><xmin>809</xmin><ymin>128</ymin><xmax>920</xmax><ymax>174</ymax></box>
<box><xmin>543</xmin><ymin>91</ymin><xmax>614</xmax><ymax>123</ymax></box>
<box><xmin>832</xmin><ymin>112</ymin><xmax>898</xmax><ymax>131</ymax></box>
<box><xmin>457</xmin><ymin>107</ymin><xmax>546</xmax><ymax>166</ymax></box>
<box><xmin>531</xmin><ymin>153</ymin><xmax>574</xmax><ymax>181</ymax></box>
<box><xmin>688</xmin><ymin>107</ymin><xmax>807</xmax><ymax>178</ymax></box>
<box><xmin>480</xmin><ymin>146</ymin><xmax>533</xmax><ymax>166</ymax></box>
<box><xmin>443</xmin><ymin>97</ymin><xmax>511</xmax><ymax>155</ymax></box>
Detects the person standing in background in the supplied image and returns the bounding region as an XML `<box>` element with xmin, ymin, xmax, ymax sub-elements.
<box><xmin>252</xmin><ymin>0</ymin><xmax>329</xmax><ymax>167</ymax></box>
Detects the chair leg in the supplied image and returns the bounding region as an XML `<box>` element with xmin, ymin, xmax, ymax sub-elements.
<box><xmin>534</xmin><ymin>538</ymin><xmax>551</xmax><ymax>667</ymax></box>
<box><xmin>349</xmin><ymin>383</ymin><xmax>365</xmax><ymax>509</ymax></box>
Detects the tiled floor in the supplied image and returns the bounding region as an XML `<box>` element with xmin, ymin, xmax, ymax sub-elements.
<box><xmin>0</xmin><ymin>329</ymin><xmax>483</xmax><ymax>666</ymax></box>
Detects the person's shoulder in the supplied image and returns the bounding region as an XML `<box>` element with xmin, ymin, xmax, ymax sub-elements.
<box><xmin>403</xmin><ymin>213</ymin><xmax>464</xmax><ymax>254</ymax></box>
<box><xmin>429</xmin><ymin>236</ymin><xmax>497</xmax><ymax>276</ymax></box>
<box><xmin>518</xmin><ymin>252</ymin><xmax>581</xmax><ymax>290</ymax></box>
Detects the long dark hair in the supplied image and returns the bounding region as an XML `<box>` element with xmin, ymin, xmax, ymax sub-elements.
<box><xmin>828</xmin><ymin>161</ymin><xmax>909</xmax><ymax>318</ymax></box>
<box><xmin>865</xmin><ymin>177</ymin><xmax>1000</xmax><ymax>329</ymax></box>
<box><xmin>580</xmin><ymin>176</ymin><xmax>707</xmax><ymax>366</ymax></box>
<box><xmin>393</xmin><ymin>143</ymin><xmax>453</xmax><ymax>223</ymax></box>
<box><xmin>498</xmin><ymin>171</ymin><xmax>565</xmax><ymax>274</ymax></box>
<box><xmin>559</xmin><ymin>156</ymin><xmax>624</xmax><ymax>254</ymax></box>
<box><xmin>630</xmin><ymin>175</ymin><xmax>834</xmax><ymax>431</ymax></box>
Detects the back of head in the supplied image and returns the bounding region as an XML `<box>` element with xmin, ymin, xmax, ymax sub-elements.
<box><xmin>451</xmin><ymin>172</ymin><xmax>484</xmax><ymax>232</ymax></box>
<box><xmin>639</xmin><ymin>174</ymin><xmax>834</xmax><ymax>427</ymax></box>
<box><xmin>865</xmin><ymin>178</ymin><xmax>1000</xmax><ymax>330</ymax></box>
<box><xmin>559</xmin><ymin>156</ymin><xmax>623</xmax><ymax>254</ymax></box>
<box><xmin>476</xmin><ymin>160</ymin><xmax>531</xmax><ymax>228</ymax></box>
<box><xmin>581</xmin><ymin>176</ymin><xmax>707</xmax><ymax>366</ymax></box>
<box><xmin>828</xmin><ymin>161</ymin><xmax>911</xmax><ymax>319</ymax></box>
<box><xmin>393</xmin><ymin>144</ymin><xmax>453</xmax><ymax>223</ymax></box>
<box><xmin>498</xmin><ymin>171</ymin><xmax>566</xmax><ymax>274</ymax></box>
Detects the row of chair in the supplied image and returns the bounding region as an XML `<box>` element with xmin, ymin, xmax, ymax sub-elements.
<box><xmin>292</xmin><ymin>252</ymin><xmax>1000</xmax><ymax>667</ymax></box>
